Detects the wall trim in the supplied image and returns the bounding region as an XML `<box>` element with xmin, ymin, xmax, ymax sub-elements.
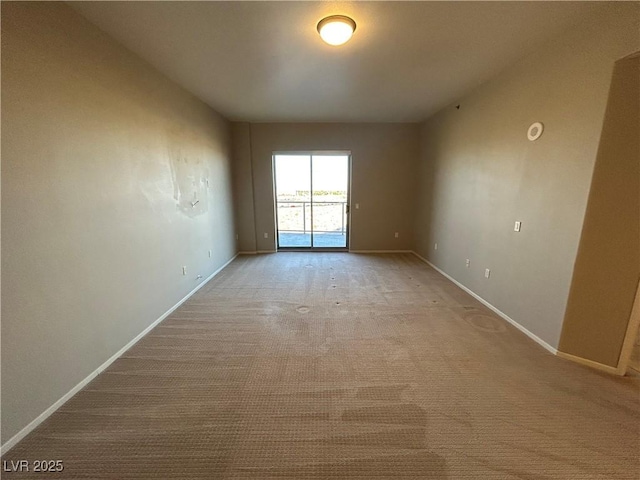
<box><xmin>241</xmin><ymin>250</ymin><xmax>415</xmax><ymax>255</ymax></box>
<box><xmin>350</xmin><ymin>250</ymin><xmax>414</xmax><ymax>254</ymax></box>
<box><xmin>411</xmin><ymin>251</ymin><xmax>558</xmax><ymax>355</ymax></box>
<box><xmin>616</xmin><ymin>278</ymin><xmax>640</xmax><ymax>375</ymax></box>
<box><xmin>556</xmin><ymin>351</ymin><xmax>621</xmax><ymax>375</ymax></box>
<box><xmin>1</xmin><ymin>253</ymin><xmax>239</xmax><ymax>455</ymax></box>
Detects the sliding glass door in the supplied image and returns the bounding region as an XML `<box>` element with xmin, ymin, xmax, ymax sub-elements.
<box><xmin>274</xmin><ymin>153</ymin><xmax>349</xmax><ymax>250</ymax></box>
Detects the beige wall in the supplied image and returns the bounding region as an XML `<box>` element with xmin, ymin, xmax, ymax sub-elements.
<box><xmin>234</xmin><ymin>123</ymin><xmax>420</xmax><ymax>252</ymax></box>
<box><xmin>231</xmin><ymin>123</ymin><xmax>257</xmax><ymax>252</ymax></box>
<box><xmin>1</xmin><ymin>3</ymin><xmax>236</xmax><ymax>444</ymax></box>
<box><xmin>414</xmin><ymin>5</ymin><xmax>639</xmax><ymax>350</ymax></box>
<box><xmin>559</xmin><ymin>54</ymin><xmax>640</xmax><ymax>367</ymax></box>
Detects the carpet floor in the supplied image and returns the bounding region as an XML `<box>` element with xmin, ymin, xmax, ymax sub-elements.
<box><xmin>3</xmin><ymin>253</ymin><xmax>639</xmax><ymax>479</ymax></box>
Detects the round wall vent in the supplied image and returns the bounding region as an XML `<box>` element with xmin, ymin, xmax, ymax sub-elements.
<box><xmin>527</xmin><ymin>122</ymin><xmax>544</xmax><ymax>141</ymax></box>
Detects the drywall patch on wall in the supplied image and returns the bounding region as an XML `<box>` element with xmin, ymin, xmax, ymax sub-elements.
<box><xmin>167</xmin><ymin>131</ymin><xmax>210</xmax><ymax>217</ymax></box>
<box><xmin>169</xmin><ymin>152</ymin><xmax>210</xmax><ymax>217</ymax></box>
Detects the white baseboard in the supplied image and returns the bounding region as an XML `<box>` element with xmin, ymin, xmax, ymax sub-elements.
<box><xmin>243</xmin><ymin>250</ymin><xmax>413</xmax><ymax>255</ymax></box>
<box><xmin>242</xmin><ymin>249</ymin><xmax>414</xmax><ymax>254</ymax></box>
<box><xmin>1</xmin><ymin>253</ymin><xmax>238</xmax><ymax>455</ymax></box>
<box><xmin>411</xmin><ymin>251</ymin><xmax>558</xmax><ymax>355</ymax></box>
<box><xmin>350</xmin><ymin>250</ymin><xmax>414</xmax><ymax>254</ymax></box>
<box><xmin>616</xmin><ymin>279</ymin><xmax>640</xmax><ymax>375</ymax></box>
<box><xmin>238</xmin><ymin>250</ymin><xmax>277</xmax><ymax>255</ymax></box>
<box><xmin>556</xmin><ymin>351</ymin><xmax>621</xmax><ymax>375</ymax></box>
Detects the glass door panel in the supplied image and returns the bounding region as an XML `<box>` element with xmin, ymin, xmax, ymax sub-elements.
<box><xmin>274</xmin><ymin>155</ymin><xmax>311</xmax><ymax>248</ymax></box>
<box><xmin>311</xmin><ymin>155</ymin><xmax>349</xmax><ymax>248</ymax></box>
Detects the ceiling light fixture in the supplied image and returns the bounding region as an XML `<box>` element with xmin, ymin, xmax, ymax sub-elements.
<box><xmin>317</xmin><ymin>15</ymin><xmax>356</xmax><ymax>46</ymax></box>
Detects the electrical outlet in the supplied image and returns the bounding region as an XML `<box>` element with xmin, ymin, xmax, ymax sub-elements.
<box><xmin>434</xmin><ymin>243</ymin><xmax>438</xmax><ymax>250</ymax></box>
<box><xmin>484</xmin><ymin>268</ymin><xmax>491</xmax><ymax>279</ymax></box>
<box><xmin>182</xmin><ymin>266</ymin><xmax>187</xmax><ymax>276</ymax></box>
<box><xmin>466</xmin><ymin>259</ymin><xmax>470</xmax><ymax>268</ymax></box>
<box><xmin>264</xmin><ymin>233</ymin><xmax>268</xmax><ymax>238</ymax></box>
<box><xmin>514</xmin><ymin>221</ymin><xmax>522</xmax><ymax>232</ymax></box>
<box><xmin>394</xmin><ymin>232</ymin><xmax>399</xmax><ymax>238</ymax></box>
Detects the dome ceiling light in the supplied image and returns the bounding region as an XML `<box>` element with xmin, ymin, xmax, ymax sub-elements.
<box><xmin>317</xmin><ymin>15</ymin><xmax>356</xmax><ymax>46</ymax></box>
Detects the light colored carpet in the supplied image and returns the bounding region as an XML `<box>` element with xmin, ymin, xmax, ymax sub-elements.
<box><xmin>3</xmin><ymin>253</ymin><xmax>639</xmax><ymax>479</ymax></box>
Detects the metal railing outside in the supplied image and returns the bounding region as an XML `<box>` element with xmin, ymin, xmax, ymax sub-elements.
<box><xmin>276</xmin><ymin>201</ymin><xmax>347</xmax><ymax>235</ymax></box>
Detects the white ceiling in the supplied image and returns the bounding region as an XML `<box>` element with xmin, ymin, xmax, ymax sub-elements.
<box><xmin>70</xmin><ymin>1</ymin><xmax>605</xmax><ymax>123</ymax></box>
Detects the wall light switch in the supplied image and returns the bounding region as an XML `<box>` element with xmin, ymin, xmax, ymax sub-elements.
<box><xmin>514</xmin><ymin>221</ymin><xmax>522</xmax><ymax>232</ymax></box>
<box><xmin>434</xmin><ymin>243</ymin><xmax>438</xmax><ymax>250</ymax></box>
<box><xmin>484</xmin><ymin>268</ymin><xmax>491</xmax><ymax>279</ymax></box>
<box><xmin>466</xmin><ymin>259</ymin><xmax>470</xmax><ymax>268</ymax></box>
<box><xmin>264</xmin><ymin>233</ymin><xmax>268</xmax><ymax>238</ymax></box>
<box><xmin>355</xmin><ymin>203</ymin><xmax>360</xmax><ymax>209</ymax></box>
<box><xmin>394</xmin><ymin>232</ymin><xmax>399</xmax><ymax>238</ymax></box>
<box><xmin>208</xmin><ymin>250</ymin><xmax>212</xmax><ymax>258</ymax></box>
<box><xmin>182</xmin><ymin>266</ymin><xmax>187</xmax><ymax>276</ymax></box>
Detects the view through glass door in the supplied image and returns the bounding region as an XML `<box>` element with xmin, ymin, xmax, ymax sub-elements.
<box><xmin>274</xmin><ymin>153</ymin><xmax>349</xmax><ymax>249</ymax></box>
